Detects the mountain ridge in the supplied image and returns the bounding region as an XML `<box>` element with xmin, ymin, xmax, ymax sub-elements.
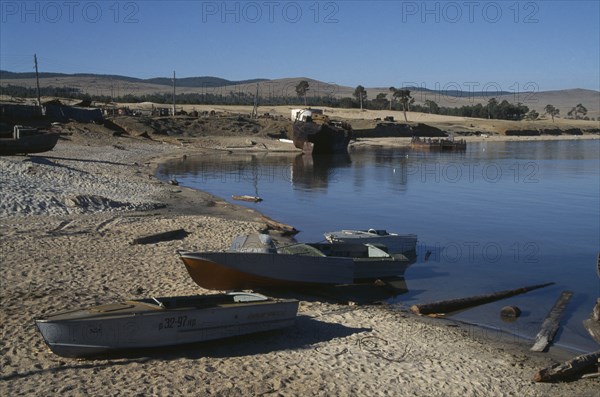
<box><xmin>2</xmin><ymin>70</ymin><xmax>597</xmax><ymax>95</ymax></box>
<box><xmin>0</xmin><ymin>71</ymin><xmax>268</xmax><ymax>88</ymax></box>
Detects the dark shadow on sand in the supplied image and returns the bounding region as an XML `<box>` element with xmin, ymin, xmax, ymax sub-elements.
<box><xmin>28</xmin><ymin>155</ymin><xmax>132</xmax><ymax>168</ymax></box>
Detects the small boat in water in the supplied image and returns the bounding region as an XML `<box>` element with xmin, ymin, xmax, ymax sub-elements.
<box><xmin>35</xmin><ymin>292</ymin><xmax>298</xmax><ymax>358</ymax></box>
<box><xmin>0</xmin><ymin>125</ymin><xmax>60</xmax><ymax>155</ymax></box>
<box><xmin>232</xmin><ymin>234</ymin><xmax>412</xmax><ymax>280</ymax></box>
<box><xmin>178</xmin><ymin>234</ymin><xmax>354</xmax><ymax>290</ymax></box>
<box><xmin>223</xmin><ymin>235</ymin><xmax>412</xmax><ymax>303</ymax></box>
<box><xmin>324</xmin><ymin>229</ymin><xmax>417</xmax><ymax>256</ymax></box>
<box><xmin>290</xmin><ymin>109</ymin><xmax>352</xmax><ymax>154</ymax></box>
<box><xmin>279</xmin><ymin>241</ymin><xmax>413</xmax><ymax>280</ymax></box>
<box><xmin>410</xmin><ymin>136</ymin><xmax>466</xmax><ymax>151</ymax></box>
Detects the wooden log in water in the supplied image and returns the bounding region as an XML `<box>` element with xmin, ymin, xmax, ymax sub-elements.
<box><xmin>260</xmin><ymin>215</ymin><xmax>299</xmax><ymax>235</ymax></box>
<box><xmin>132</xmin><ymin>228</ymin><xmax>188</xmax><ymax>245</ymax></box>
<box><xmin>410</xmin><ymin>282</ymin><xmax>555</xmax><ymax>315</ymax></box>
<box><xmin>530</xmin><ymin>290</ymin><xmax>573</xmax><ymax>352</ymax></box>
<box><xmin>533</xmin><ymin>350</ymin><xmax>600</xmax><ymax>382</ymax></box>
<box><xmin>232</xmin><ymin>195</ymin><xmax>263</xmax><ymax>203</ymax></box>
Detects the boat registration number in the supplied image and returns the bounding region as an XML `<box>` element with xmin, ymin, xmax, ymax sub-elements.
<box><xmin>158</xmin><ymin>316</ymin><xmax>197</xmax><ymax>330</ymax></box>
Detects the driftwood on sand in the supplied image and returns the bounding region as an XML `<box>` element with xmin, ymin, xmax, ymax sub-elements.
<box><xmin>530</xmin><ymin>290</ymin><xmax>573</xmax><ymax>352</ymax></box>
<box><xmin>533</xmin><ymin>350</ymin><xmax>600</xmax><ymax>382</ymax></box>
<box><xmin>410</xmin><ymin>282</ymin><xmax>555</xmax><ymax>315</ymax></box>
<box><xmin>131</xmin><ymin>228</ymin><xmax>189</xmax><ymax>245</ymax></box>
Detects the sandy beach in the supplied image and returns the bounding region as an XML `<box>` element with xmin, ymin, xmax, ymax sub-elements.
<box><xmin>1</xmin><ymin>125</ymin><xmax>599</xmax><ymax>396</ymax></box>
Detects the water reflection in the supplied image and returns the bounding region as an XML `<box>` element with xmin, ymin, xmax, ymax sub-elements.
<box><xmin>157</xmin><ymin>141</ymin><xmax>600</xmax><ymax>201</ymax></box>
<box><xmin>292</xmin><ymin>153</ymin><xmax>351</xmax><ymax>191</ymax></box>
<box><xmin>158</xmin><ymin>152</ymin><xmax>354</xmax><ymax>193</ymax></box>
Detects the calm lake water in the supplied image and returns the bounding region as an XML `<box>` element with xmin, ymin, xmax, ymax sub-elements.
<box><xmin>158</xmin><ymin>140</ymin><xmax>600</xmax><ymax>353</ymax></box>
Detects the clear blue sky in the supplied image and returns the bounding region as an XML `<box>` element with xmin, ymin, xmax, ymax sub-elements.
<box><xmin>1</xmin><ymin>1</ymin><xmax>599</xmax><ymax>91</ymax></box>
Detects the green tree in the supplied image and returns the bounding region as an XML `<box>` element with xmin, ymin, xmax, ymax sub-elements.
<box><xmin>373</xmin><ymin>93</ymin><xmax>390</xmax><ymax>110</ymax></box>
<box><xmin>487</xmin><ymin>98</ymin><xmax>498</xmax><ymax>119</ymax></box>
<box><xmin>471</xmin><ymin>103</ymin><xmax>486</xmax><ymax>118</ymax></box>
<box><xmin>544</xmin><ymin>104</ymin><xmax>559</xmax><ymax>122</ymax></box>
<box><xmin>339</xmin><ymin>97</ymin><xmax>355</xmax><ymax>108</ymax></box>
<box><xmin>295</xmin><ymin>80</ymin><xmax>309</xmax><ymax>106</ymax></box>
<box><xmin>567</xmin><ymin>103</ymin><xmax>587</xmax><ymax>119</ymax></box>
<box><xmin>388</xmin><ymin>87</ymin><xmax>396</xmax><ymax>110</ymax></box>
<box><xmin>353</xmin><ymin>85</ymin><xmax>367</xmax><ymax>110</ymax></box>
<box><xmin>424</xmin><ymin>99</ymin><xmax>439</xmax><ymax>114</ymax></box>
<box><xmin>526</xmin><ymin>109</ymin><xmax>539</xmax><ymax>121</ymax></box>
<box><xmin>393</xmin><ymin>89</ymin><xmax>412</xmax><ymax>121</ymax></box>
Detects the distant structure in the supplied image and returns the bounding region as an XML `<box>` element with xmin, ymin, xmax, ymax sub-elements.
<box><xmin>34</xmin><ymin>54</ymin><xmax>41</xmax><ymax>109</ymax></box>
<box><xmin>172</xmin><ymin>71</ymin><xmax>176</xmax><ymax>117</ymax></box>
<box><xmin>251</xmin><ymin>83</ymin><xmax>259</xmax><ymax>119</ymax></box>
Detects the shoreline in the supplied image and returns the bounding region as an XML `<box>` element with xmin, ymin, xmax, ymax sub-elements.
<box><xmin>145</xmin><ymin>133</ymin><xmax>600</xmax><ymax>359</ymax></box>
<box><xmin>150</xmin><ymin>135</ymin><xmax>597</xmax><ymax>357</ymax></box>
<box><xmin>1</xmin><ymin>132</ymin><xmax>598</xmax><ymax>395</ymax></box>
<box><xmin>350</xmin><ymin>134</ymin><xmax>599</xmax><ymax>149</ymax></box>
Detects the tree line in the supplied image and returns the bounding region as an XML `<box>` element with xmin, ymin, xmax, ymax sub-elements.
<box><xmin>338</xmin><ymin>82</ymin><xmax>591</xmax><ymax>121</ymax></box>
<box><xmin>1</xmin><ymin>82</ymin><xmax>592</xmax><ymax>121</ymax></box>
<box><xmin>345</xmin><ymin>84</ymin><xmax>530</xmax><ymax>121</ymax></box>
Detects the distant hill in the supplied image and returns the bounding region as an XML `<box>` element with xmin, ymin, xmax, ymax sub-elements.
<box><xmin>0</xmin><ymin>71</ymin><xmax>509</xmax><ymax>96</ymax></box>
<box><xmin>0</xmin><ymin>71</ymin><xmax>267</xmax><ymax>88</ymax></box>
<box><xmin>403</xmin><ymin>87</ymin><xmax>512</xmax><ymax>98</ymax></box>
<box><xmin>1</xmin><ymin>71</ymin><xmax>598</xmax><ymax>118</ymax></box>
<box><xmin>144</xmin><ymin>76</ymin><xmax>267</xmax><ymax>87</ymax></box>
<box><xmin>1</xmin><ymin>71</ymin><xmax>143</xmax><ymax>83</ymax></box>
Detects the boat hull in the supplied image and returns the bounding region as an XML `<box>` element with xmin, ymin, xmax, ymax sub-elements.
<box><xmin>352</xmin><ymin>257</ymin><xmax>410</xmax><ymax>279</ymax></box>
<box><xmin>179</xmin><ymin>252</ymin><xmax>354</xmax><ymax>290</ymax></box>
<box><xmin>35</xmin><ymin>294</ymin><xmax>298</xmax><ymax>358</ymax></box>
<box><xmin>292</xmin><ymin>121</ymin><xmax>351</xmax><ymax>154</ymax></box>
<box><xmin>0</xmin><ymin>132</ymin><xmax>60</xmax><ymax>155</ymax></box>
